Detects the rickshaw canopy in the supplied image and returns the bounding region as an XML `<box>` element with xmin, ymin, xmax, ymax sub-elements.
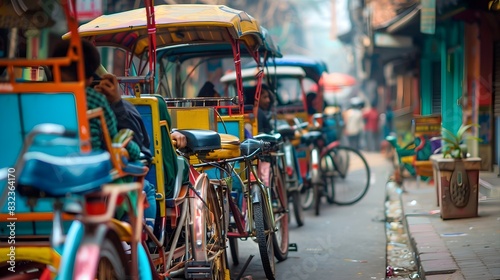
<box><xmin>247</xmin><ymin>55</ymin><xmax>328</xmax><ymax>83</ymax></box>
<box><xmin>156</xmin><ymin>26</ymin><xmax>281</xmax><ymax>63</ymax></box>
<box><xmin>220</xmin><ymin>66</ymin><xmax>305</xmax><ymax>84</ymax></box>
<box><xmin>66</xmin><ymin>4</ymin><xmax>264</xmax><ymax>57</ymax></box>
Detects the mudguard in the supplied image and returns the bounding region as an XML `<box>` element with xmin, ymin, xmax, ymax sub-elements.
<box><xmin>251</xmin><ymin>183</ymin><xmax>262</xmax><ymax>204</ymax></box>
<box><xmin>56</xmin><ymin>220</ymin><xmax>85</xmax><ymax>280</ymax></box>
<box><xmin>72</xmin><ymin>224</ymin><xmax>126</xmax><ymax>280</ymax></box>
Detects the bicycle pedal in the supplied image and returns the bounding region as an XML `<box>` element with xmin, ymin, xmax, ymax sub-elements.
<box><xmin>185</xmin><ymin>261</ymin><xmax>212</xmax><ymax>279</ymax></box>
<box><xmin>289</xmin><ymin>243</ymin><xmax>298</xmax><ymax>252</ymax></box>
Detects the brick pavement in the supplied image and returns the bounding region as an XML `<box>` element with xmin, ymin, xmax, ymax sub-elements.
<box><xmin>399</xmin><ymin>178</ymin><xmax>500</xmax><ymax>280</ymax></box>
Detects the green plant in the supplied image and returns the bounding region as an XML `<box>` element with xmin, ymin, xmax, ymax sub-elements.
<box><xmin>434</xmin><ymin>124</ymin><xmax>482</xmax><ymax>159</ymax></box>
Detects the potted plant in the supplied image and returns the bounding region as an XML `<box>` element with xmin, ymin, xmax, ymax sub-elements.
<box><xmin>431</xmin><ymin>124</ymin><xmax>482</xmax><ymax>219</ymax></box>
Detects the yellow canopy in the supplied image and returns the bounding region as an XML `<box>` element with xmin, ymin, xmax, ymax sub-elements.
<box><xmin>64</xmin><ymin>4</ymin><xmax>263</xmax><ymax>56</ymax></box>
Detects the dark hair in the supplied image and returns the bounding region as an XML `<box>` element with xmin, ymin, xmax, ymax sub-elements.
<box><xmin>197</xmin><ymin>81</ymin><xmax>217</xmax><ymax>97</ymax></box>
<box><xmin>244</xmin><ymin>84</ymin><xmax>274</xmax><ymax>106</ymax></box>
<box><xmin>306</xmin><ymin>92</ymin><xmax>317</xmax><ymax>115</ymax></box>
<box><xmin>51</xmin><ymin>39</ymin><xmax>100</xmax><ymax>80</ymax></box>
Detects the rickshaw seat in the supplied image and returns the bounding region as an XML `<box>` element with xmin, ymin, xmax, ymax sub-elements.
<box><xmin>254</xmin><ymin>133</ymin><xmax>282</xmax><ymax>144</ymax></box>
<box><xmin>205</xmin><ymin>133</ymin><xmax>241</xmax><ymax>160</ymax></box>
<box><xmin>176</xmin><ymin>129</ymin><xmax>221</xmax><ymax>153</ymax></box>
<box><xmin>18</xmin><ymin>151</ymin><xmax>113</xmax><ymax>197</ymax></box>
<box><xmin>301</xmin><ymin>131</ymin><xmax>322</xmax><ymax>145</ymax></box>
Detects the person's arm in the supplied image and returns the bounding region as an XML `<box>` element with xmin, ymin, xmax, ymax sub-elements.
<box><xmin>88</xmin><ymin>87</ymin><xmax>141</xmax><ymax>161</ymax></box>
<box><xmin>171</xmin><ymin>131</ymin><xmax>187</xmax><ymax>148</ymax></box>
<box><xmin>95</xmin><ymin>74</ymin><xmax>143</xmax><ymax>161</ymax></box>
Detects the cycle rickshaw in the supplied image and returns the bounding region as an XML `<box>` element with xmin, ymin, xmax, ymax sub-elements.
<box><xmin>74</xmin><ymin>3</ymin><xmax>286</xmax><ymax>279</ymax></box>
<box><xmin>0</xmin><ymin>0</ymin><xmax>157</xmax><ymax>279</ymax></box>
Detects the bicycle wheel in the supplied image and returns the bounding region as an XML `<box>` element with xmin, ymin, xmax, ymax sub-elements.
<box><xmin>300</xmin><ymin>180</ymin><xmax>314</xmax><ymax>210</ymax></box>
<box><xmin>191</xmin><ymin>173</ymin><xmax>228</xmax><ymax>279</ymax></box>
<box><xmin>290</xmin><ymin>190</ymin><xmax>304</xmax><ymax>227</ymax></box>
<box><xmin>320</xmin><ymin>153</ymin><xmax>336</xmax><ymax>204</ymax></box>
<box><xmin>326</xmin><ymin>146</ymin><xmax>370</xmax><ymax>205</ymax></box>
<box><xmin>271</xmin><ymin>165</ymin><xmax>289</xmax><ymax>261</ymax></box>
<box><xmin>207</xmin><ymin>182</ymin><xmax>229</xmax><ymax>279</ymax></box>
<box><xmin>228</xmin><ymin>236</ymin><xmax>239</xmax><ymax>266</ymax></box>
<box><xmin>95</xmin><ymin>237</ymin><xmax>128</xmax><ymax>280</ymax></box>
<box><xmin>253</xmin><ymin>184</ymin><xmax>276</xmax><ymax>280</ymax></box>
<box><xmin>313</xmin><ymin>183</ymin><xmax>321</xmax><ymax>216</ymax></box>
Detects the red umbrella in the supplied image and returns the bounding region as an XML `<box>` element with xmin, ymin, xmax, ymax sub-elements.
<box><xmin>322</xmin><ymin>72</ymin><xmax>356</xmax><ymax>91</ymax></box>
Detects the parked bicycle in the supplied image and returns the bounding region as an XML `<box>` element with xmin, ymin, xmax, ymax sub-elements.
<box><xmin>191</xmin><ymin>136</ymin><xmax>289</xmax><ymax>280</ymax></box>
<box><xmin>275</xmin><ymin>123</ymin><xmax>305</xmax><ymax>227</ymax></box>
<box><xmin>295</xmin><ymin>114</ymin><xmax>371</xmax><ymax>216</ymax></box>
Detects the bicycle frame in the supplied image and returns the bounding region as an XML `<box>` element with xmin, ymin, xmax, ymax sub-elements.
<box><xmin>194</xmin><ymin>142</ymin><xmax>274</xmax><ymax>239</ymax></box>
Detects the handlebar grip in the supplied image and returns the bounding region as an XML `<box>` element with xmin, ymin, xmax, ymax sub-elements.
<box><xmin>262</xmin><ymin>141</ymin><xmax>272</xmax><ymax>153</ymax></box>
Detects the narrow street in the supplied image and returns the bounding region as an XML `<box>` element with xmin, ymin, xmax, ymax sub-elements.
<box><xmin>230</xmin><ymin>152</ymin><xmax>392</xmax><ymax>280</ymax></box>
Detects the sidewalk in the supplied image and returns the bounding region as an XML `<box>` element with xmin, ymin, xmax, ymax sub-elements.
<box><xmin>400</xmin><ymin>173</ymin><xmax>500</xmax><ymax>280</ymax></box>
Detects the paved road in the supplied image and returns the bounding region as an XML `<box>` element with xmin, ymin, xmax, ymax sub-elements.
<box><xmin>229</xmin><ymin>152</ymin><xmax>392</xmax><ymax>280</ymax></box>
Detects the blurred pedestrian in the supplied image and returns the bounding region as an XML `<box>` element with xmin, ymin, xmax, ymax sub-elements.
<box><xmin>363</xmin><ymin>104</ymin><xmax>380</xmax><ymax>151</ymax></box>
<box><xmin>384</xmin><ymin>105</ymin><xmax>394</xmax><ymax>138</ymax></box>
<box><xmin>343</xmin><ymin>97</ymin><xmax>364</xmax><ymax>150</ymax></box>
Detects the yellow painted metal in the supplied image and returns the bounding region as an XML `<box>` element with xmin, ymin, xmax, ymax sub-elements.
<box><xmin>125</xmin><ymin>96</ymin><xmax>167</xmax><ymax>217</ymax></box>
<box><xmin>66</xmin><ymin>5</ymin><xmax>263</xmax><ymax>56</ymax></box>
<box><xmin>205</xmin><ymin>133</ymin><xmax>241</xmax><ymax>160</ymax></box>
<box><xmin>110</xmin><ymin>219</ymin><xmax>133</xmax><ymax>241</ymax></box>
<box><xmin>219</xmin><ymin>115</ymin><xmax>245</xmax><ymax>140</ymax></box>
<box><xmin>0</xmin><ymin>246</ymin><xmax>60</xmax><ymax>267</ymax></box>
<box><xmin>169</xmin><ymin>107</ymin><xmax>217</xmax><ymax>131</ymax></box>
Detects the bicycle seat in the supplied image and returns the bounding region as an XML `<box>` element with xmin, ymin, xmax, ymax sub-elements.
<box><xmin>176</xmin><ymin>129</ymin><xmax>221</xmax><ymax>153</ymax></box>
<box><xmin>254</xmin><ymin>133</ymin><xmax>282</xmax><ymax>151</ymax></box>
<box><xmin>301</xmin><ymin>131</ymin><xmax>323</xmax><ymax>145</ymax></box>
<box><xmin>18</xmin><ymin>151</ymin><xmax>113</xmax><ymax>198</ymax></box>
<box><xmin>240</xmin><ymin>139</ymin><xmax>268</xmax><ymax>157</ymax></box>
<box><xmin>276</xmin><ymin>125</ymin><xmax>296</xmax><ymax>140</ymax></box>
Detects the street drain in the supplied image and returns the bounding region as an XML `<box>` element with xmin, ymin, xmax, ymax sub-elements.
<box><xmin>385</xmin><ymin>181</ymin><xmax>421</xmax><ymax>279</ymax></box>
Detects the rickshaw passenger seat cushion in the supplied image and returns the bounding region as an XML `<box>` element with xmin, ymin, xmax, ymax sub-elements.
<box><xmin>205</xmin><ymin>134</ymin><xmax>241</xmax><ymax>160</ymax></box>
<box><xmin>300</xmin><ymin>131</ymin><xmax>322</xmax><ymax>145</ymax></box>
<box><xmin>18</xmin><ymin>151</ymin><xmax>113</xmax><ymax>197</ymax></box>
<box><xmin>176</xmin><ymin>129</ymin><xmax>221</xmax><ymax>152</ymax></box>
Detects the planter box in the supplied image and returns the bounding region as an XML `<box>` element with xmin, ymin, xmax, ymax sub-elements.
<box><xmin>431</xmin><ymin>155</ymin><xmax>482</xmax><ymax>219</ymax></box>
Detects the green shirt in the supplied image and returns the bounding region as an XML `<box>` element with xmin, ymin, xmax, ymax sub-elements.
<box><xmin>86</xmin><ymin>87</ymin><xmax>140</xmax><ymax>161</ymax></box>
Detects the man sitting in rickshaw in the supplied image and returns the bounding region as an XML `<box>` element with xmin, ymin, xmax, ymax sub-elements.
<box><xmin>95</xmin><ymin>72</ymin><xmax>188</xmax><ymax>230</ymax></box>
<box><xmin>51</xmin><ymin>39</ymin><xmax>141</xmax><ymax>160</ymax></box>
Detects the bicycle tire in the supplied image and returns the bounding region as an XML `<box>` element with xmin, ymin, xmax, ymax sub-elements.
<box><xmin>291</xmin><ymin>190</ymin><xmax>304</xmax><ymax>227</ymax></box>
<box><xmin>191</xmin><ymin>173</ymin><xmax>228</xmax><ymax>279</ymax></box>
<box><xmin>95</xmin><ymin>237</ymin><xmax>128</xmax><ymax>280</ymax></box>
<box><xmin>207</xmin><ymin>181</ymin><xmax>229</xmax><ymax>279</ymax></box>
<box><xmin>326</xmin><ymin>146</ymin><xmax>371</xmax><ymax>205</ymax></box>
<box><xmin>301</xmin><ymin>182</ymin><xmax>314</xmax><ymax>210</ymax></box>
<box><xmin>321</xmin><ymin>153</ymin><xmax>336</xmax><ymax>204</ymax></box>
<box><xmin>228</xmin><ymin>237</ymin><xmax>239</xmax><ymax>266</ymax></box>
<box><xmin>253</xmin><ymin>185</ymin><xmax>276</xmax><ymax>280</ymax></box>
<box><xmin>313</xmin><ymin>183</ymin><xmax>321</xmax><ymax>216</ymax></box>
<box><xmin>271</xmin><ymin>165</ymin><xmax>289</xmax><ymax>261</ymax></box>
